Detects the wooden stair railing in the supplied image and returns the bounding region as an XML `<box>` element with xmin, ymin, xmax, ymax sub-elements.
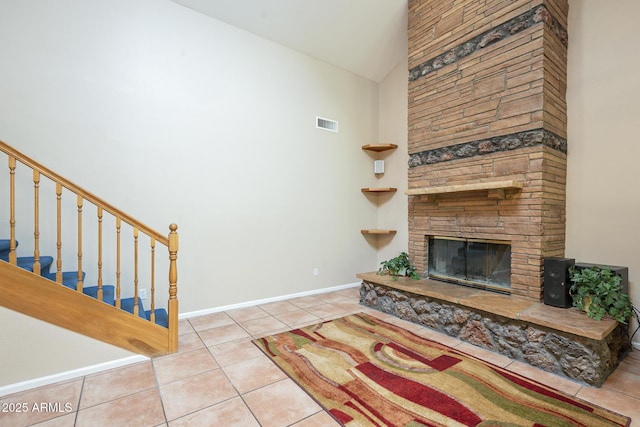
<box><xmin>0</xmin><ymin>140</ymin><xmax>178</xmax><ymax>356</ymax></box>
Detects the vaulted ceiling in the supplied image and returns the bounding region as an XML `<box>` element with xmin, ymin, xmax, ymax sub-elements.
<box><xmin>170</xmin><ymin>0</ymin><xmax>408</xmax><ymax>82</ymax></box>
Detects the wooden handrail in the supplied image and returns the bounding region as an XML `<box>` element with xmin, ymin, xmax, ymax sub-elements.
<box><xmin>0</xmin><ymin>140</ymin><xmax>167</xmax><ymax>245</ymax></box>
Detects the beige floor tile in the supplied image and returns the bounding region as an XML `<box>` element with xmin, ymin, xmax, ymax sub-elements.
<box><xmin>168</xmin><ymin>397</ymin><xmax>260</xmax><ymax>427</ymax></box>
<box><xmin>75</xmin><ymin>389</ymin><xmax>165</xmax><ymax>427</ymax></box>
<box><xmin>208</xmin><ymin>340</ymin><xmax>265</xmax><ymax>366</ymax></box>
<box><xmin>258</xmin><ymin>300</ymin><xmax>299</xmax><ymax>315</ymax></box>
<box><xmin>79</xmin><ymin>362</ymin><xmax>156</xmax><ymax>409</ymax></box>
<box><xmin>243</xmin><ymin>379</ymin><xmax>322</xmax><ymax>427</ymax></box>
<box><xmin>159</xmin><ymin>369</ymin><xmax>237</xmax><ymax>421</ymax></box>
<box><xmin>177</xmin><ymin>318</ymin><xmax>194</xmax><ymax>335</ymax></box>
<box><xmin>240</xmin><ymin>316</ymin><xmax>289</xmax><ymax>336</ymax></box>
<box><xmin>291</xmin><ymin>411</ymin><xmax>342</xmax><ymax>426</ymax></box>
<box><xmin>576</xmin><ymin>386</ymin><xmax>639</xmax><ymax>426</ymax></box>
<box><xmin>223</xmin><ymin>356</ymin><xmax>287</xmax><ymax>394</ymax></box>
<box><xmin>251</xmin><ymin>325</ymin><xmax>291</xmax><ymax>339</ymax></box>
<box><xmin>334</xmin><ymin>287</ymin><xmax>361</xmax><ymax>299</ymax></box>
<box><xmin>333</xmin><ymin>300</ymin><xmax>365</xmax><ymax>314</ymax></box>
<box><xmin>304</xmin><ymin>303</ymin><xmax>350</xmax><ymax>319</ymax></box>
<box><xmin>226</xmin><ymin>306</ymin><xmax>269</xmax><ymax>323</ymax></box>
<box><xmin>289</xmin><ymin>295</ymin><xmax>324</xmax><ymax>308</ymax></box>
<box><xmin>187</xmin><ymin>311</ymin><xmax>235</xmax><ymax>332</ymax></box>
<box><xmin>152</xmin><ymin>348</ymin><xmax>219</xmax><ymax>385</ymax></box>
<box><xmin>30</xmin><ymin>412</ymin><xmax>77</xmax><ymax>426</ymax></box>
<box><xmin>315</xmin><ymin>292</ymin><xmax>349</xmax><ymax>304</ymax></box>
<box><xmin>198</xmin><ymin>323</ymin><xmax>250</xmax><ymax>347</ymax></box>
<box><xmin>175</xmin><ymin>331</ymin><xmax>205</xmax><ymax>353</ymax></box>
<box><xmin>619</xmin><ymin>350</ymin><xmax>640</xmax><ymax>375</ymax></box>
<box><xmin>599</xmin><ymin>356</ymin><xmax>640</xmax><ymax>400</ymax></box>
<box><xmin>274</xmin><ymin>309</ymin><xmax>321</xmax><ymax>327</ymax></box>
<box><xmin>0</xmin><ymin>379</ymin><xmax>82</xmax><ymax>427</ymax></box>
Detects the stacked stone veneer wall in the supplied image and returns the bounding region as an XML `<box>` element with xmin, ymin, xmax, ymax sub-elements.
<box><xmin>408</xmin><ymin>0</ymin><xmax>569</xmax><ymax>300</ymax></box>
<box><xmin>360</xmin><ymin>281</ymin><xmax>630</xmax><ymax>386</ymax></box>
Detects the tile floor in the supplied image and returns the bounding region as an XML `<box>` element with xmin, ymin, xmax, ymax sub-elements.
<box><xmin>1</xmin><ymin>286</ymin><xmax>639</xmax><ymax>426</ymax></box>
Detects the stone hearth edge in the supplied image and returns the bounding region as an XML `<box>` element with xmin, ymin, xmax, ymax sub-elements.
<box><xmin>357</xmin><ymin>272</ymin><xmax>630</xmax><ymax>387</ymax></box>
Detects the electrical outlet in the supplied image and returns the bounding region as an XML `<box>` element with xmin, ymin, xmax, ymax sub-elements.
<box><xmin>313</xmin><ymin>268</ymin><xmax>319</xmax><ymax>276</ymax></box>
<box><xmin>139</xmin><ymin>288</ymin><xmax>147</xmax><ymax>300</ymax></box>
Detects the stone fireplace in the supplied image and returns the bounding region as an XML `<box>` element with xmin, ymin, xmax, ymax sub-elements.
<box><xmin>407</xmin><ymin>0</ymin><xmax>569</xmax><ymax>301</ymax></box>
<box><xmin>359</xmin><ymin>0</ymin><xmax>631</xmax><ymax>386</ymax></box>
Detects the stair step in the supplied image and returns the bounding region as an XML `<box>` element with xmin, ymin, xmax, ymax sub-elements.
<box><xmin>0</xmin><ymin>239</ymin><xmax>14</xmax><ymax>255</ymax></box>
<box><xmin>120</xmin><ymin>297</ymin><xmax>148</xmax><ymax>320</ymax></box>
<box><xmin>44</xmin><ymin>271</ymin><xmax>86</xmax><ymax>290</ymax></box>
<box><xmin>83</xmin><ymin>285</ymin><xmax>116</xmax><ymax>306</ymax></box>
<box><xmin>16</xmin><ymin>256</ymin><xmax>53</xmax><ymax>275</ymax></box>
<box><xmin>146</xmin><ymin>309</ymin><xmax>169</xmax><ymax>328</ymax></box>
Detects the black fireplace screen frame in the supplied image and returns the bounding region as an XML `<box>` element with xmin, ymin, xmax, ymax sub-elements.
<box><xmin>427</xmin><ymin>236</ymin><xmax>511</xmax><ymax>293</ymax></box>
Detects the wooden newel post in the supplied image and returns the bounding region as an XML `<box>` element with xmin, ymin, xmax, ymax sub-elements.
<box><xmin>168</xmin><ymin>223</ymin><xmax>179</xmax><ymax>352</ymax></box>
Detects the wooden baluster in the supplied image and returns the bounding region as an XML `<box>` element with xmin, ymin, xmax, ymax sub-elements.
<box><xmin>115</xmin><ymin>218</ymin><xmax>121</xmax><ymax>308</ymax></box>
<box><xmin>168</xmin><ymin>224</ymin><xmax>179</xmax><ymax>352</ymax></box>
<box><xmin>32</xmin><ymin>171</ymin><xmax>41</xmax><ymax>274</ymax></box>
<box><xmin>133</xmin><ymin>227</ymin><xmax>139</xmax><ymax>317</ymax></box>
<box><xmin>55</xmin><ymin>183</ymin><xmax>62</xmax><ymax>283</ymax></box>
<box><xmin>76</xmin><ymin>195</ymin><xmax>83</xmax><ymax>292</ymax></box>
<box><xmin>150</xmin><ymin>237</ymin><xmax>156</xmax><ymax>323</ymax></box>
<box><xmin>8</xmin><ymin>156</ymin><xmax>17</xmax><ymax>264</ymax></box>
<box><xmin>97</xmin><ymin>207</ymin><xmax>103</xmax><ymax>301</ymax></box>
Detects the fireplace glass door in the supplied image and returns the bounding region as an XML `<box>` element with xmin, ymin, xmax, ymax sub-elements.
<box><xmin>428</xmin><ymin>237</ymin><xmax>511</xmax><ymax>292</ymax></box>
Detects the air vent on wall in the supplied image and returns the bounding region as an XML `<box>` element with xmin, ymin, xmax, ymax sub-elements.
<box><xmin>316</xmin><ymin>116</ymin><xmax>339</xmax><ymax>132</ymax></box>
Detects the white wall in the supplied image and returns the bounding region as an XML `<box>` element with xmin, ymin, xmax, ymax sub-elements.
<box><xmin>566</xmin><ymin>0</ymin><xmax>640</xmax><ymax>345</ymax></box>
<box><xmin>375</xmin><ymin>59</ymin><xmax>410</xmax><ymax>265</ymax></box>
<box><xmin>0</xmin><ymin>0</ymin><xmax>381</xmax><ymax>386</ymax></box>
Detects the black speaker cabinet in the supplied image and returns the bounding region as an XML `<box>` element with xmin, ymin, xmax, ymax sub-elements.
<box><xmin>573</xmin><ymin>263</ymin><xmax>629</xmax><ymax>295</ymax></box>
<box><xmin>544</xmin><ymin>257</ymin><xmax>575</xmax><ymax>308</ymax></box>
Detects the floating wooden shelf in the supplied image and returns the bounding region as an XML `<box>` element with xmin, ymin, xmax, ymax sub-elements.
<box><xmin>361</xmin><ymin>229</ymin><xmax>397</xmax><ymax>235</ymax></box>
<box><xmin>406</xmin><ymin>179</ymin><xmax>523</xmax><ymax>200</ymax></box>
<box><xmin>361</xmin><ymin>144</ymin><xmax>398</xmax><ymax>152</ymax></box>
<box><xmin>361</xmin><ymin>187</ymin><xmax>398</xmax><ymax>193</ymax></box>
<box><xmin>361</xmin><ymin>144</ymin><xmax>398</xmax><ymax>240</ymax></box>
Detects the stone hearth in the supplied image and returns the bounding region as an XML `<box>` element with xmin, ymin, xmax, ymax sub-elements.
<box><xmin>358</xmin><ymin>272</ymin><xmax>630</xmax><ymax>387</ymax></box>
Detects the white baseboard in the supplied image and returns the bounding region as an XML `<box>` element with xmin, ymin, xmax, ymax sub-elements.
<box><xmin>633</xmin><ymin>341</ymin><xmax>640</xmax><ymax>351</ymax></box>
<box><xmin>0</xmin><ymin>355</ymin><xmax>148</xmax><ymax>397</ymax></box>
<box><xmin>179</xmin><ymin>281</ymin><xmax>361</xmax><ymax>319</ymax></box>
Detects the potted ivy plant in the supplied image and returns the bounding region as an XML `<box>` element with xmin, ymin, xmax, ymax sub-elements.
<box><xmin>569</xmin><ymin>265</ymin><xmax>633</xmax><ymax>323</ymax></box>
<box><xmin>377</xmin><ymin>252</ymin><xmax>421</xmax><ymax>280</ymax></box>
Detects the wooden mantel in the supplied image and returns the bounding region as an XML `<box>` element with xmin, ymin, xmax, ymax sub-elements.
<box><xmin>406</xmin><ymin>179</ymin><xmax>523</xmax><ymax>200</ymax></box>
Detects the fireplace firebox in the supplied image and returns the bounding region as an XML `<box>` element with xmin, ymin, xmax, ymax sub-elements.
<box><xmin>427</xmin><ymin>236</ymin><xmax>511</xmax><ymax>293</ymax></box>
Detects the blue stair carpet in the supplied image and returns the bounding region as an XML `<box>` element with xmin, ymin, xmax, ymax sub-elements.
<box><xmin>1</xmin><ymin>241</ymin><xmax>54</xmax><ymax>275</ymax></box>
<box><xmin>44</xmin><ymin>271</ymin><xmax>87</xmax><ymax>290</ymax></box>
<box><xmin>13</xmin><ymin>256</ymin><xmax>54</xmax><ymax>275</ymax></box>
<box><xmin>83</xmin><ymin>285</ymin><xmax>116</xmax><ymax>306</ymax></box>
<box><xmin>146</xmin><ymin>309</ymin><xmax>169</xmax><ymax>328</ymax></box>
<box><xmin>0</xmin><ymin>239</ymin><xmax>12</xmax><ymax>257</ymax></box>
<box><xmin>2</xmin><ymin>238</ymin><xmax>168</xmax><ymax>328</ymax></box>
<box><xmin>121</xmin><ymin>297</ymin><xmax>147</xmax><ymax>320</ymax></box>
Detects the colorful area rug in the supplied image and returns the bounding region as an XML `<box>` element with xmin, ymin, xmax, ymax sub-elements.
<box><xmin>254</xmin><ymin>313</ymin><xmax>631</xmax><ymax>427</ymax></box>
